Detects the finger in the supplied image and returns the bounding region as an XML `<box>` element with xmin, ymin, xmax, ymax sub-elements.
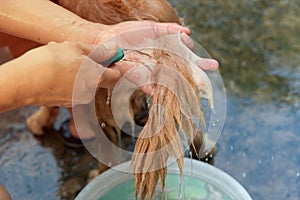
<box><xmin>79</xmin><ymin>57</ymin><xmax>121</xmax><ymax>90</ymax></box>
<box><xmin>117</xmin><ymin>60</ymin><xmax>154</xmax><ymax>95</ymax></box>
<box><xmin>98</xmin><ymin>68</ymin><xmax>122</xmax><ymax>89</ymax></box>
<box><xmin>180</xmin><ymin>33</ymin><xmax>194</xmax><ymax>50</ymax></box>
<box><xmin>88</xmin><ymin>41</ymin><xmax>119</xmax><ymax>64</ymax></box>
<box><xmin>141</xmin><ymin>85</ymin><xmax>154</xmax><ymax>96</ymax></box>
<box><xmin>77</xmin><ymin>43</ymin><xmax>98</xmax><ymax>55</ymax></box>
<box><xmin>196</xmin><ymin>58</ymin><xmax>219</xmax><ymax>70</ymax></box>
<box><xmin>153</xmin><ymin>22</ymin><xmax>190</xmax><ymax>36</ymax></box>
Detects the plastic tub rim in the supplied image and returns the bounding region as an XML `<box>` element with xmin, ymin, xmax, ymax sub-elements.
<box><xmin>76</xmin><ymin>158</ymin><xmax>252</xmax><ymax>200</ymax></box>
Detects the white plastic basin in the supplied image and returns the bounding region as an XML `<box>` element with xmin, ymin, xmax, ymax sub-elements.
<box><xmin>76</xmin><ymin>158</ymin><xmax>252</xmax><ymax>200</ymax></box>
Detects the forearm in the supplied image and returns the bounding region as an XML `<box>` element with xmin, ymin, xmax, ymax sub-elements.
<box><xmin>0</xmin><ymin>52</ymin><xmax>43</xmax><ymax>113</ymax></box>
<box><xmin>0</xmin><ymin>62</ymin><xmax>29</xmax><ymax>112</ymax></box>
<box><xmin>0</xmin><ymin>0</ymin><xmax>106</xmax><ymax>44</ymax></box>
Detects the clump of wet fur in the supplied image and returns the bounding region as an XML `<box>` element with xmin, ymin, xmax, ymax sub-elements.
<box><xmin>132</xmin><ymin>50</ymin><xmax>205</xmax><ymax>199</ymax></box>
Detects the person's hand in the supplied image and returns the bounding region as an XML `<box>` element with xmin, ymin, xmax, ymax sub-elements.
<box><xmin>28</xmin><ymin>41</ymin><xmax>124</xmax><ymax>107</ymax></box>
<box><xmin>0</xmin><ymin>41</ymin><xmax>124</xmax><ymax>111</ymax></box>
<box><xmin>75</xmin><ymin>21</ymin><xmax>219</xmax><ymax>71</ymax></box>
<box><xmin>75</xmin><ymin>21</ymin><xmax>190</xmax><ymax>45</ymax></box>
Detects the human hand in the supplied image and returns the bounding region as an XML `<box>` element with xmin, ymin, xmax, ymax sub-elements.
<box><xmin>76</xmin><ymin>21</ymin><xmax>219</xmax><ymax>70</ymax></box>
<box><xmin>12</xmin><ymin>41</ymin><xmax>122</xmax><ymax>108</ymax></box>
<box><xmin>36</xmin><ymin>41</ymin><xmax>125</xmax><ymax>107</ymax></box>
<box><xmin>76</xmin><ymin>20</ymin><xmax>190</xmax><ymax>45</ymax></box>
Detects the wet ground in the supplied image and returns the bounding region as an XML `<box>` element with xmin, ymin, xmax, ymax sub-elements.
<box><xmin>1</xmin><ymin>1</ymin><xmax>300</xmax><ymax>200</ymax></box>
<box><xmin>170</xmin><ymin>0</ymin><xmax>300</xmax><ymax>199</ymax></box>
<box><xmin>0</xmin><ymin>107</ymin><xmax>98</xmax><ymax>199</ymax></box>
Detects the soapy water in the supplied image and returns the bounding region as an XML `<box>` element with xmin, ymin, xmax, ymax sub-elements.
<box><xmin>97</xmin><ymin>153</ymin><xmax>231</xmax><ymax>200</ymax></box>
<box><xmin>99</xmin><ymin>174</ymin><xmax>231</xmax><ymax>200</ymax></box>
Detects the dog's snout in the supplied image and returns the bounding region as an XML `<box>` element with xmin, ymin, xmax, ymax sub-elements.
<box><xmin>132</xmin><ymin>95</ymin><xmax>151</xmax><ymax>126</ymax></box>
<box><xmin>134</xmin><ymin>111</ymin><xmax>149</xmax><ymax>126</ymax></box>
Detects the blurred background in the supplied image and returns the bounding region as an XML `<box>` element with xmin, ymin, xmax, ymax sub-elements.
<box><xmin>0</xmin><ymin>0</ymin><xmax>299</xmax><ymax>199</ymax></box>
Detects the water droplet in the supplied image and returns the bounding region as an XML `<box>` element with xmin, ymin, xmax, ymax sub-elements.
<box><xmin>242</xmin><ymin>152</ymin><xmax>246</xmax><ymax>157</ymax></box>
<box><xmin>205</xmin><ymin>158</ymin><xmax>209</xmax><ymax>162</ymax></box>
<box><xmin>178</xmin><ymin>174</ymin><xmax>184</xmax><ymax>200</ymax></box>
<box><xmin>189</xmin><ymin>151</ymin><xmax>193</xmax><ymax>177</ymax></box>
<box><xmin>258</xmin><ymin>159</ymin><xmax>262</xmax><ymax>164</ymax></box>
<box><xmin>101</xmin><ymin>122</ymin><xmax>106</xmax><ymax>128</ymax></box>
<box><xmin>230</xmin><ymin>145</ymin><xmax>234</xmax><ymax>151</ymax></box>
<box><xmin>209</xmin><ymin>154</ymin><xmax>213</xmax><ymax>158</ymax></box>
<box><xmin>212</xmin><ymin>123</ymin><xmax>216</xmax><ymax>126</ymax></box>
<box><xmin>271</xmin><ymin>156</ymin><xmax>274</xmax><ymax>160</ymax></box>
<box><xmin>242</xmin><ymin>172</ymin><xmax>247</xmax><ymax>178</ymax></box>
<box><xmin>296</xmin><ymin>172</ymin><xmax>300</xmax><ymax>177</ymax></box>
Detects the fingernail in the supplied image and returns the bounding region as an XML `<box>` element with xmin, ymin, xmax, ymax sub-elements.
<box><xmin>142</xmin><ymin>85</ymin><xmax>154</xmax><ymax>96</ymax></box>
<box><xmin>211</xmin><ymin>59</ymin><xmax>219</xmax><ymax>69</ymax></box>
<box><xmin>182</xmin><ymin>27</ymin><xmax>190</xmax><ymax>35</ymax></box>
<box><xmin>102</xmin><ymin>41</ymin><xmax>119</xmax><ymax>55</ymax></box>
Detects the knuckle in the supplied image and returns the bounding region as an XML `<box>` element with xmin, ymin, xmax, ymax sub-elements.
<box><xmin>47</xmin><ymin>41</ymin><xmax>57</xmax><ymax>45</ymax></box>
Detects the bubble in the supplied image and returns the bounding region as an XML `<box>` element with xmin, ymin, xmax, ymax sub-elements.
<box><xmin>258</xmin><ymin>160</ymin><xmax>262</xmax><ymax>164</ymax></box>
<box><xmin>296</xmin><ymin>172</ymin><xmax>300</xmax><ymax>177</ymax></box>
<box><xmin>230</xmin><ymin>145</ymin><xmax>234</xmax><ymax>151</ymax></box>
<box><xmin>242</xmin><ymin>172</ymin><xmax>247</xmax><ymax>178</ymax></box>
<box><xmin>101</xmin><ymin>122</ymin><xmax>106</xmax><ymax>128</ymax></box>
<box><xmin>271</xmin><ymin>156</ymin><xmax>274</xmax><ymax>160</ymax></box>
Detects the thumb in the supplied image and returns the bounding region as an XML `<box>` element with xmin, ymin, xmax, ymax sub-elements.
<box><xmin>196</xmin><ymin>58</ymin><xmax>219</xmax><ymax>70</ymax></box>
<box><xmin>88</xmin><ymin>41</ymin><xmax>119</xmax><ymax>65</ymax></box>
<box><xmin>116</xmin><ymin>60</ymin><xmax>154</xmax><ymax>95</ymax></box>
<box><xmin>97</xmin><ymin>67</ymin><xmax>121</xmax><ymax>89</ymax></box>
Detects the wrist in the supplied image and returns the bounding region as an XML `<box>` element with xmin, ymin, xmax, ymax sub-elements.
<box><xmin>67</xmin><ymin>20</ymin><xmax>109</xmax><ymax>44</ymax></box>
